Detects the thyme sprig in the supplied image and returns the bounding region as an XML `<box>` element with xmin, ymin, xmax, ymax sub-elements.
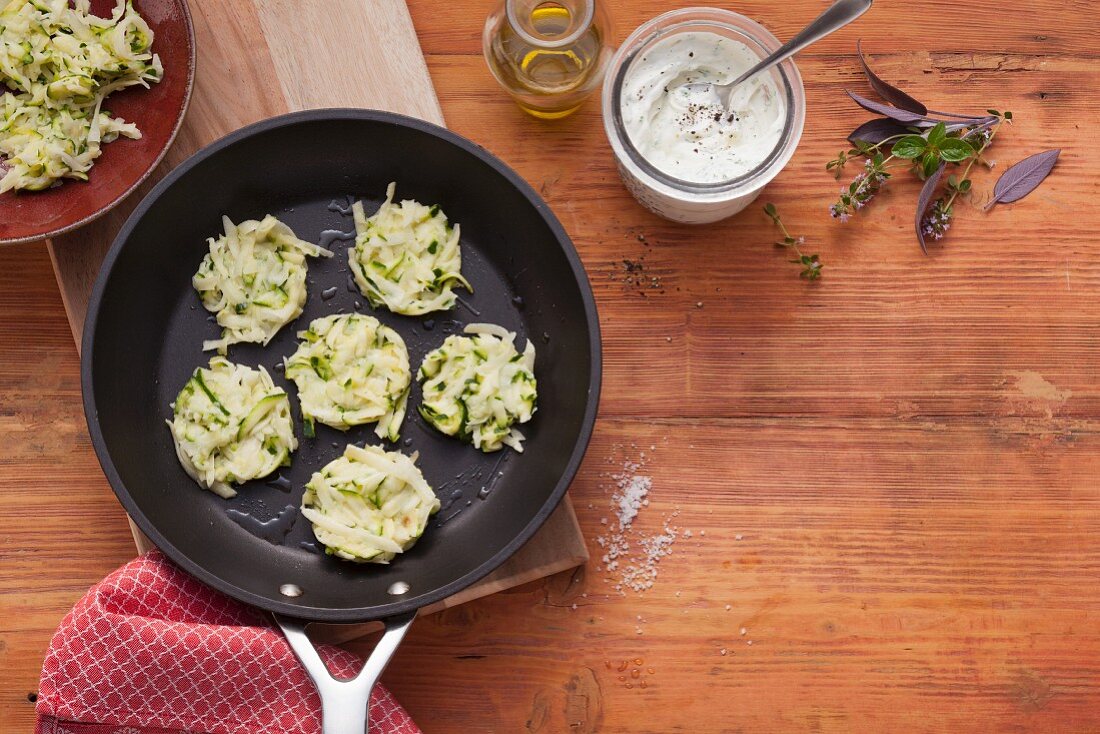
<box><xmin>763</xmin><ymin>203</ymin><xmax>821</xmax><ymax>280</ymax></box>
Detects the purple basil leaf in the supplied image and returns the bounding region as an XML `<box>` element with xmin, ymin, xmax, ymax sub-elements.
<box><xmin>848</xmin><ymin>118</ymin><xmax>911</xmax><ymax>145</ymax></box>
<box><xmin>915</xmin><ymin>163</ymin><xmax>945</xmax><ymax>254</ymax></box>
<box><xmin>857</xmin><ymin>40</ymin><xmax>928</xmax><ymax>115</ymax></box>
<box><xmin>846</xmin><ymin>91</ymin><xmax>928</xmax><ymax>125</ymax></box>
<box><xmin>986</xmin><ymin>149</ymin><xmax>1060</xmax><ymax>209</ymax></box>
<box><xmin>927</xmin><ymin>109</ymin><xmax>993</xmax><ymax>121</ymax></box>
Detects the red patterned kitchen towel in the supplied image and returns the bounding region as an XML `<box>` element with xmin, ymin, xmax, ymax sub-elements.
<box><xmin>35</xmin><ymin>550</ymin><xmax>420</xmax><ymax>734</ymax></box>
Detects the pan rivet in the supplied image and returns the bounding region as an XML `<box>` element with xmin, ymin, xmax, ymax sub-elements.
<box><xmin>387</xmin><ymin>581</ymin><xmax>410</xmax><ymax>596</ymax></box>
<box><xmin>280</xmin><ymin>583</ymin><xmax>303</xmax><ymax>598</ymax></box>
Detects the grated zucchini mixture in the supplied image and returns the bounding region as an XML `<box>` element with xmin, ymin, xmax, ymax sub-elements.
<box><xmin>349</xmin><ymin>182</ymin><xmax>471</xmax><ymax>316</ymax></box>
<box><xmin>168</xmin><ymin>356</ymin><xmax>296</xmax><ymax>499</ymax></box>
<box><xmin>284</xmin><ymin>313</ymin><xmax>411</xmax><ymax>442</ymax></box>
<box><xmin>0</xmin><ymin>0</ymin><xmax>163</xmax><ymax>193</ymax></box>
<box><xmin>302</xmin><ymin>443</ymin><xmax>440</xmax><ymax>563</ymax></box>
<box><xmin>418</xmin><ymin>322</ymin><xmax>536</xmax><ymax>453</ymax></box>
<box><xmin>193</xmin><ymin>214</ymin><xmax>332</xmax><ymax>353</ymax></box>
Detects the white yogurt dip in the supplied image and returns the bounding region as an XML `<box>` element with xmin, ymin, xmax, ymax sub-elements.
<box><xmin>620</xmin><ymin>31</ymin><xmax>785</xmax><ymax>184</ymax></box>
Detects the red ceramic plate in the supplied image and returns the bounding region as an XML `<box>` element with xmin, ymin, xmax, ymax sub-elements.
<box><xmin>0</xmin><ymin>0</ymin><xmax>195</xmax><ymax>245</ymax></box>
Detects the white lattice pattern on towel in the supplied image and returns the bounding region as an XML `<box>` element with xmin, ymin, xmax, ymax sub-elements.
<box><xmin>35</xmin><ymin>550</ymin><xmax>419</xmax><ymax>734</ymax></box>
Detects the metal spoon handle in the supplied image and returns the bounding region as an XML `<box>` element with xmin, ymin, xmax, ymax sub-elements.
<box><xmin>729</xmin><ymin>0</ymin><xmax>873</xmax><ymax>90</ymax></box>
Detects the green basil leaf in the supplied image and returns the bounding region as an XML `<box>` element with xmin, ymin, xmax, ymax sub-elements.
<box><xmin>892</xmin><ymin>135</ymin><xmax>927</xmax><ymax>159</ymax></box>
<box><xmin>922</xmin><ymin>152</ymin><xmax>942</xmax><ymax>178</ymax></box>
<box><xmin>927</xmin><ymin>122</ymin><xmax>948</xmax><ymax>146</ymax></box>
<box><xmin>939</xmin><ymin>138</ymin><xmax>975</xmax><ymax>162</ymax></box>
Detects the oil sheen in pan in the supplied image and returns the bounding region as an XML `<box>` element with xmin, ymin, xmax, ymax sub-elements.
<box><xmin>173</xmin><ymin>190</ymin><xmax>542</xmax><ymax>554</ymax></box>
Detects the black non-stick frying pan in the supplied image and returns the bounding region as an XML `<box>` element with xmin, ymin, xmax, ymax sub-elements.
<box><xmin>82</xmin><ymin>110</ymin><xmax>600</xmax><ymax>733</ymax></box>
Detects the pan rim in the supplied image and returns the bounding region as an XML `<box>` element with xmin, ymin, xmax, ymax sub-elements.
<box><xmin>81</xmin><ymin>108</ymin><xmax>602</xmax><ymax>623</ymax></box>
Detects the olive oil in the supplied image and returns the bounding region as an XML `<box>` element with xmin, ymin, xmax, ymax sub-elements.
<box><xmin>484</xmin><ymin>0</ymin><xmax>611</xmax><ymax>119</ymax></box>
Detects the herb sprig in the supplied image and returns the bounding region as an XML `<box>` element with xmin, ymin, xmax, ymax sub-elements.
<box><xmin>829</xmin><ymin>42</ymin><xmax>1059</xmax><ymax>252</ymax></box>
<box><xmin>764</xmin><ymin>203</ymin><xmax>821</xmax><ymax>280</ymax></box>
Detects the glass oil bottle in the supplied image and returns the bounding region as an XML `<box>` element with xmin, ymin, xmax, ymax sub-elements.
<box><xmin>483</xmin><ymin>0</ymin><xmax>612</xmax><ymax>119</ymax></box>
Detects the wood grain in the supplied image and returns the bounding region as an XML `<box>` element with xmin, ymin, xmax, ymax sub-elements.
<box><xmin>4</xmin><ymin>0</ymin><xmax>1100</xmax><ymax>732</ymax></box>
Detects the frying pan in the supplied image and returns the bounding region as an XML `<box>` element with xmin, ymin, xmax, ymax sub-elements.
<box><xmin>82</xmin><ymin>110</ymin><xmax>601</xmax><ymax>733</ymax></box>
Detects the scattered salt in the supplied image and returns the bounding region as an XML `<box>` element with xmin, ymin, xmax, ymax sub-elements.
<box><xmin>724</xmin><ymin>604</ymin><xmax>731</xmax><ymax>611</ymax></box>
<box><xmin>571</xmin><ymin>603</ymin><xmax>577</xmax><ymax>611</ymax></box>
<box><xmin>615</xmin><ymin>475</ymin><xmax>651</xmax><ymax>527</ymax></box>
<box><xmin>595</xmin><ymin>447</ymin><xmax>680</xmax><ymax>594</ymax></box>
<box><xmin>682</xmin><ymin>529</ymin><xmax>692</xmax><ymax>539</ymax></box>
<box><xmin>746</xmin><ymin>640</ymin><xmax>753</xmax><ymax>646</ymax></box>
<box><xmin>740</xmin><ymin>627</ymin><xmax>747</xmax><ymax>636</ymax></box>
<box><xmin>735</xmin><ymin>534</ymin><xmax>743</xmax><ymax>541</ymax></box>
<box><xmin>720</xmin><ymin>648</ymin><xmax>727</xmax><ymax>656</ymax></box>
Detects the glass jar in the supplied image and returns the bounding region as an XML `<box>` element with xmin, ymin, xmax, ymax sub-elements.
<box><xmin>483</xmin><ymin>0</ymin><xmax>613</xmax><ymax>119</ymax></box>
<box><xmin>602</xmin><ymin>8</ymin><xmax>805</xmax><ymax>224</ymax></box>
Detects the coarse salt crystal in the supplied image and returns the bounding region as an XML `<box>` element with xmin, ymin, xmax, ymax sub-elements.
<box><xmin>724</xmin><ymin>604</ymin><xmax>731</xmax><ymax>611</ymax></box>
<box><xmin>614</xmin><ymin>475</ymin><xmax>651</xmax><ymax>527</ymax></box>
<box><xmin>740</xmin><ymin>627</ymin><xmax>747</xmax><ymax>636</ymax></box>
<box><xmin>595</xmin><ymin>447</ymin><xmax>679</xmax><ymax>595</ymax></box>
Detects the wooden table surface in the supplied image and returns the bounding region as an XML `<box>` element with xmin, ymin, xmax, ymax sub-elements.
<box><xmin>2</xmin><ymin>1</ymin><xmax>1098</xmax><ymax>731</ymax></box>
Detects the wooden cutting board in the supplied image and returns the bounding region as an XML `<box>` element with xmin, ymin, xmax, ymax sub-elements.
<box><xmin>45</xmin><ymin>0</ymin><xmax>587</xmax><ymax>621</ymax></box>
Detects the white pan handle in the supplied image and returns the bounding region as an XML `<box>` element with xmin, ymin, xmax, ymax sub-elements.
<box><xmin>275</xmin><ymin>612</ymin><xmax>416</xmax><ymax>734</ymax></box>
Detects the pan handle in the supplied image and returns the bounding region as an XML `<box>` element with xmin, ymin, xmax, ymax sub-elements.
<box><xmin>275</xmin><ymin>612</ymin><xmax>416</xmax><ymax>734</ymax></box>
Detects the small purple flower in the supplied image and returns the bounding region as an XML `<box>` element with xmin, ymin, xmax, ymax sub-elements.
<box><xmin>967</xmin><ymin>127</ymin><xmax>993</xmax><ymax>147</ymax></box>
<box><xmin>920</xmin><ymin>198</ymin><xmax>953</xmax><ymax>241</ymax></box>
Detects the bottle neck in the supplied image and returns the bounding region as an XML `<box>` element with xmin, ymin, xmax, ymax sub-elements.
<box><xmin>505</xmin><ymin>0</ymin><xmax>595</xmax><ymax>49</ymax></box>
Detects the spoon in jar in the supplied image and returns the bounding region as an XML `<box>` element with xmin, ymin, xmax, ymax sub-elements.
<box><xmin>681</xmin><ymin>0</ymin><xmax>873</xmax><ymax>112</ymax></box>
